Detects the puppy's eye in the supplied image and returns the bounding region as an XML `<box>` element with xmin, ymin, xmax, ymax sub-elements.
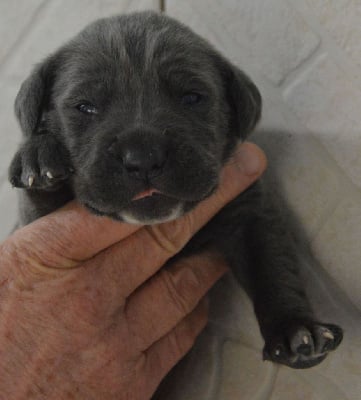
<box><xmin>181</xmin><ymin>92</ymin><xmax>203</xmax><ymax>105</ymax></box>
<box><xmin>76</xmin><ymin>102</ymin><xmax>98</xmax><ymax>115</ymax></box>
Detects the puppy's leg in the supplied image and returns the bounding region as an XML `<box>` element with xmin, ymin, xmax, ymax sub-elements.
<box><xmin>243</xmin><ymin>212</ymin><xmax>342</xmax><ymax>368</ymax></box>
<box><xmin>230</xmin><ymin>184</ymin><xmax>343</xmax><ymax>368</ymax></box>
<box><xmin>9</xmin><ymin>133</ymin><xmax>74</xmax><ymax>225</ymax></box>
<box><xmin>203</xmin><ymin>182</ymin><xmax>343</xmax><ymax>369</ymax></box>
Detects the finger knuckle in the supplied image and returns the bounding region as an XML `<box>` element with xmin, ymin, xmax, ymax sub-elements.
<box><xmin>145</xmin><ymin>215</ymin><xmax>194</xmax><ymax>256</ymax></box>
<box><xmin>167</xmin><ymin>327</ymin><xmax>193</xmax><ymax>359</ymax></box>
<box><xmin>160</xmin><ymin>269</ymin><xmax>197</xmax><ymax>317</ymax></box>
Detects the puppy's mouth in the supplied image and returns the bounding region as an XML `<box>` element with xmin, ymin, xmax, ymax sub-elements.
<box><xmin>132</xmin><ymin>188</ymin><xmax>161</xmax><ymax>201</ymax></box>
<box><xmin>83</xmin><ymin>187</ymin><xmax>185</xmax><ymax>224</ymax></box>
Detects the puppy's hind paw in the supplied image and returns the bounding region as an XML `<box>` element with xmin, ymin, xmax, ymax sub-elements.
<box><xmin>263</xmin><ymin>320</ymin><xmax>343</xmax><ymax>369</ymax></box>
<box><xmin>9</xmin><ymin>134</ymin><xmax>73</xmax><ymax>191</ymax></box>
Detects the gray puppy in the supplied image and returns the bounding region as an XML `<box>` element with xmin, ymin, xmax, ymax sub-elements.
<box><xmin>9</xmin><ymin>11</ymin><xmax>342</xmax><ymax>369</ymax></box>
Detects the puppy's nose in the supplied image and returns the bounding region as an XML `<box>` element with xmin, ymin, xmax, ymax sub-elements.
<box><xmin>121</xmin><ymin>144</ymin><xmax>168</xmax><ymax>178</ymax></box>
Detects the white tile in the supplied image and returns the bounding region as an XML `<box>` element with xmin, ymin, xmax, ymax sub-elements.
<box><xmin>284</xmin><ymin>54</ymin><xmax>361</xmax><ymax>188</ymax></box>
<box><xmin>0</xmin><ymin>0</ymin><xmax>44</xmax><ymax>63</ymax></box>
<box><xmin>0</xmin><ymin>81</ymin><xmax>21</xmax><ymax>176</ymax></box>
<box><xmin>219</xmin><ymin>340</ymin><xmax>276</xmax><ymax>400</ymax></box>
<box><xmin>0</xmin><ymin>182</ymin><xmax>18</xmax><ymax>241</ymax></box>
<box><xmin>270</xmin><ymin>366</ymin><xmax>349</xmax><ymax>400</ymax></box>
<box><xmin>167</xmin><ymin>0</ymin><xmax>320</xmax><ymax>84</ymax></box>
<box><xmin>305</xmin><ymin>0</ymin><xmax>361</xmax><ymax>74</ymax></box>
<box><xmin>312</xmin><ymin>196</ymin><xmax>361</xmax><ymax>309</ymax></box>
<box><xmin>254</xmin><ymin>86</ymin><xmax>346</xmax><ymax>239</ymax></box>
<box><xmin>1</xmin><ymin>0</ymin><xmax>159</xmax><ymax>79</ymax></box>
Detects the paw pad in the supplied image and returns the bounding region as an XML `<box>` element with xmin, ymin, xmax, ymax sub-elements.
<box><xmin>263</xmin><ymin>321</ymin><xmax>343</xmax><ymax>369</ymax></box>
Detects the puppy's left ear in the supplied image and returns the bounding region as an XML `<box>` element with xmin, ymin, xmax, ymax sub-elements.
<box><xmin>218</xmin><ymin>57</ymin><xmax>262</xmax><ymax>139</ymax></box>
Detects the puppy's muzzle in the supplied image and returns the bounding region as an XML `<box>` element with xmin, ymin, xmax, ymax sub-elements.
<box><xmin>108</xmin><ymin>129</ymin><xmax>169</xmax><ymax>180</ymax></box>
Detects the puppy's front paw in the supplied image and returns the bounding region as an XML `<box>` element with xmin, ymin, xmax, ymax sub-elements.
<box><xmin>263</xmin><ymin>320</ymin><xmax>343</xmax><ymax>369</ymax></box>
<box><xmin>9</xmin><ymin>134</ymin><xmax>73</xmax><ymax>191</ymax></box>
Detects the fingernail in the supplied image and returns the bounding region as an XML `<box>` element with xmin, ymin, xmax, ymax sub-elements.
<box><xmin>235</xmin><ymin>145</ymin><xmax>262</xmax><ymax>176</ymax></box>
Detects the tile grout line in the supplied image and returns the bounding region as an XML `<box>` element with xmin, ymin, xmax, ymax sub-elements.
<box><xmin>289</xmin><ymin>0</ymin><xmax>361</xmax><ymax>89</ymax></box>
<box><xmin>279</xmin><ymin>44</ymin><xmax>324</xmax><ymax>91</ymax></box>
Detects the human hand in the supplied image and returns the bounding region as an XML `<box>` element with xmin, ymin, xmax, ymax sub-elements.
<box><xmin>0</xmin><ymin>142</ymin><xmax>266</xmax><ymax>400</ymax></box>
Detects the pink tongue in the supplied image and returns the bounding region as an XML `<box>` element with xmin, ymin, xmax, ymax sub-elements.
<box><xmin>132</xmin><ymin>188</ymin><xmax>160</xmax><ymax>201</ymax></box>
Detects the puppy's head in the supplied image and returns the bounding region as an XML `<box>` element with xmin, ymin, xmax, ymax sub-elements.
<box><xmin>15</xmin><ymin>12</ymin><xmax>261</xmax><ymax>224</ymax></box>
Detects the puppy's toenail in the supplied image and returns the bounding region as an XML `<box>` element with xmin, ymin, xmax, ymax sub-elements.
<box><xmin>303</xmin><ymin>335</ymin><xmax>309</xmax><ymax>344</ymax></box>
<box><xmin>28</xmin><ymin>176</ymin><xmax>34</xmax><ymax>187</ymax></box>
<box><xmin>46</xmin><ymin>171</ymin><xmax>53</xmax><ymax>179</ymax></box>
<box><xmin>323</xmin><ymin>330</ymin><xmax>334</xmax><ymax>340</ymax></box>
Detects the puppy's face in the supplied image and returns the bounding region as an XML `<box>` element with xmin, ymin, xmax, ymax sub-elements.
<box><xmin>15</xmin><ymin>12</ymin><xmax>261</xmax><ymax>224</ymax></box>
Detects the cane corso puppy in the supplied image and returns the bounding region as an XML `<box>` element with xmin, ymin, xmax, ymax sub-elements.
<box><xmin>8</xmin><ymin>11</ymin><xmax>342</xmax><ymax>369</ymax></box>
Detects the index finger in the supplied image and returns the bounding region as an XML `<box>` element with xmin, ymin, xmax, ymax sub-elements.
<box><xmin>6</xmin><ymin>201</ymin><xmax>142</xmax><ymax>268</ymax></box>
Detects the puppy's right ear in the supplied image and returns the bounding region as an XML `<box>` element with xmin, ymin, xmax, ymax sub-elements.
<box><xmin>224</xmin><ymin>65</ymin><xmax>262</xmax><ymax>139</ymax></box>
<box><xmin>213</xmin><ymin>54</ymin><xmax>262</xmax><ymax>140</ymax></box>
<box><xmin>14</xmin><ymin>56</ymin><xmax>57</xmax><ymax>137</ymax></box>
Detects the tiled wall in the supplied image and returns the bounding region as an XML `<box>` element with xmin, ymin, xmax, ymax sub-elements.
<box><xmin>1</xmin><ymin>1</ymin><xmax>360</xmax><ymax>399</ymax></box>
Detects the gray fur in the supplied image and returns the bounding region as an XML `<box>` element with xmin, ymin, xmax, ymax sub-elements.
<box><xmin>9</xmin><ymin>11</ymin><xmax>342</xmax><ymax>369</ymax></box>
